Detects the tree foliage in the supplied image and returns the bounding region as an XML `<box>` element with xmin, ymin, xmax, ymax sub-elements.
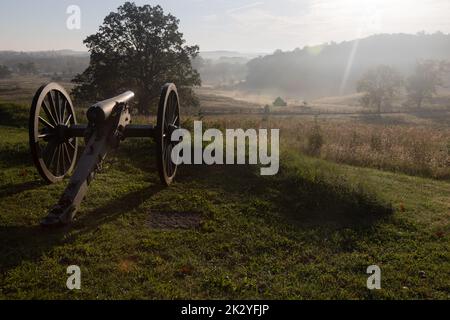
<box><xmin>357</xmin><ymin>65</ymin><xmax>403</xmax><ymax>113</ymax></box>
<box><xmin>273</xmin><ymin>97</ymin><xmax>287</xmax><ymax>107</ymax></box>
<box><xmin>243</xmin><ymin>33</ymin><xmax>450</xmax><ymax>98</ymax></box>
<box><xmin>16</xmin><ymin>62</ymin><xmax>37</xmax><ymax>75</ymax></box>
<box><xmin>406</xmin><ymin>60</ymin><xmax>449</xmax><ymax>108</ymax></box>
<box><xmin>72</xmin><ymin>2</ymin><xmax>201</xmax><ymax>113</ymax></box>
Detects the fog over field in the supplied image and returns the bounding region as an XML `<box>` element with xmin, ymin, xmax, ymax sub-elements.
<box><xmin>0</xmin><ymin>1</ymin><xmax>449</xmax><ymax>301</ymax></box>
<box><xmin>2</xmin><ymin>33</ymin><xmax>450</xmax><ymax>102</ymax></box>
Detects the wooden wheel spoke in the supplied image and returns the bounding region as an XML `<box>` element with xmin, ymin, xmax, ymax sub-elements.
<box><xmin>39</xmin><ymin>116</ymin><xmax>55</xmax><ymax>129</ymax></box>
<box><xmin>61</xmin><ymin>96</ymin><xmax>67</xmax><ymax>125</ymax></box>
<box><xmin>42</xmin><ymin>101</ymin><xmax>58</xmax><ymax>127</ymax></box>
<box><xmin>38</xmin><ymin>133</ymin><xmax>54</xmax><ymax>140</ymax></box>
<box><xmin>54</xmin><ymin>91</ymin><xmax>61</xmax><ymax>124</ymax></box>
<box><xmin>46</xmin><ymin>94</ymin><xmax>58</xmax><ymax>125</ymax></box>
<box><xmin>68</xmin><ymin>139</ymin><xmax>76</xmax><ymax>150</ymax></box>
<box><xmin>48</xmin><ymin>91</ymin><xmax>60</xmax><ymax>124</ymax></box>
<box><xmin>65</xmin><ymin>114</ymin><xmax>73</xmax><ymax>126</ymax></box>
<box><xmin>48</xmin><ymin>143</ymin><xmax>59</xmax><ymax>172</ymax></box>
<box><xmin>63</xmin><ymin>143</ymin><xmax>72</xmax><ymax>165</ymax></box>
<box><xmin>53</xmin><ymin>91</ymin><xmax>62</xmax><ymax>124</ymax></box>
<box><xmin>166</xmin><ymin>95</ymin><xmax>172</xmax><ymax>124</ymax></box>
<box><xmin>172</xmin><ymin>114</ymin><xmax>179</xmax><ymax>126</ymax></box>
<box><xmin>168</xmin><ymin>94</ymin><xmax>176</xmax><ymax>124</ymax></box>
<box><xmin>42</xmin><ymin>142</ymin><xmax>54</xmax><ymax>167</ymax></box>
<box><xmin>55</xmin><ymin>145</ymin><xmax>61</xmax><ymax>176</ymax></box>
<box><xmin>56</xmin><ymin>91</ymin><xmax>65</xmax><ymax>125</ymax></box>
<box><xmin>61</xmin><ymin>144</ymin><xmax>67</xmax><ymax>174</ymax></box>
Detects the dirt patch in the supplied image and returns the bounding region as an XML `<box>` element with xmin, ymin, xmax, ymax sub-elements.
<box><xmin>148</xmin><ymin>211</ymin><xmax>202</xmax><ymax>230</ymax></box>
<box><xmin>117</xmin><ymin>257</ymin><xmax>138</xmax><ymax>273</ymax></box>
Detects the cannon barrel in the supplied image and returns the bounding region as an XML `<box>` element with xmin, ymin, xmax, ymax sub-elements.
<box><xmin>87</xmin><ymin>91</ymin><xmax>135</xmax><ymax>123</ymax></box>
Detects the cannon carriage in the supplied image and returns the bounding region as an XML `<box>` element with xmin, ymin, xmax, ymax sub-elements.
<box><xmin>29</xmin><ymin>82</ymin><xmax>181</xmax><ymax>226</ymax></box>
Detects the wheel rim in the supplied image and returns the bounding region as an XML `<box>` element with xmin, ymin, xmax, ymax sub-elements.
<box><xmin>156</xmin><ymin>83</ymin><xmax>180</xmax><ymax>186</ymax></box>
<box><xmin>29</xmin><ymin>83</ymin><xmax>78</xmax><ymax>184</ymax></box>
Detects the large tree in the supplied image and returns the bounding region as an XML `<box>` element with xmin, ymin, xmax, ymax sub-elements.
<box><xmin>406</xmin><ymin>60</ymin><xmax>449</xmax><ymax>108</ymax></box>
<box><xmin>357</xmin><ymin>65</ymin><xmax>403</xmax><ymax>113</ymax></box>
<box><xmin>72</xmin><ymin>2</ymin><xmax>201</xmax><ymax>114</ymax></box>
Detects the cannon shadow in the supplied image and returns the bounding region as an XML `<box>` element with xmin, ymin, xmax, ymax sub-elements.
<box><xmin>0</xmin><ymin>184</ymin><xmax>163</xmax><ymax>275</ymax></box>
<box><xmin>177</xmin><ymin>163</ymin><xmax>392</xmax><ymax>229</ymax></box>
<box><xmin>0</xmin><ymin>139</ymin><xmax>392</xmax><ymax>276</ymax></box>
<box><xmin>0</xmin><ymin>180</ymin><xmax>46</xmax><ymax>199</ymax></box>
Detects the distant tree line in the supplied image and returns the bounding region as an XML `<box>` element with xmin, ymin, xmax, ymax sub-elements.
<box><xmin>192</xmin><ymin>56</ymin><xmax>248</xmax><ymax>87</ymax></box>
<box><xmin>0</xmin><ymin>51</ymin><xmax>89</xmax><ymax>77</ymax></box>
<box><xmin>0</xmin><ymin>62</ymin><xmax>38</xmax><ymax>78</ymax></box>
<box><xmin>241</xmin><ymin>33</ymin><xmax>450</xmax><ymax>99</ymax></box>
<box><xmin>357</xmin><ymin>60</ymin><xmax>450</xmax><ymax>112</ymax></box>
<box><xmin>0</xmin><ymin>65</ymin><xmax>12</xmax><ymax>79</ymax></box>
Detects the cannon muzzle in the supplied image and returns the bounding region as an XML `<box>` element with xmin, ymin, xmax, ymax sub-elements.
<box><xmin>87</xmin><ymin>91</ymin><xmax>135</xmax><ymax>123</ymax></box>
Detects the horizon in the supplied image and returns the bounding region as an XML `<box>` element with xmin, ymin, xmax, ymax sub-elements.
<box><xmin>1</xmin><ymin>31</ymin><xmax>449</xmax><ymax>55</ymax></box>
<box><xmin>1</xmin><ymin>0</ymin><xmax>450</xmax><ymax>52</ymax></box>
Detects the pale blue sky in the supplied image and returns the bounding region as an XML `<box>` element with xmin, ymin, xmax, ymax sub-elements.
<box><xmin>1</xmin><ymin>0</ymin><xmax>449</xmax><ymax>52</ymax></box>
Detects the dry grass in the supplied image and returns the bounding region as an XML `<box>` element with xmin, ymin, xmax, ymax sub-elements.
<box><xmin>1</xmin><ymin>75</ymin><xmax>448</xmax><ymax>179</ymax></box>
<box><xmin>295</xmin><ymin>121</ymin><xmax>450</xmax><ymax>180</ymax></box>
<box><xmin>198</xmin><ymin>115</ymin><xmax>450</xmax><ymax>180</ymax></box>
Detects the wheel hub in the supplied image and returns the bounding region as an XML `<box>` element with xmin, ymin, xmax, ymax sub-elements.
<box><xmin>54</xmin><ymin>124</ymin><xmax>69</xmax><ymax>143</ymax></box>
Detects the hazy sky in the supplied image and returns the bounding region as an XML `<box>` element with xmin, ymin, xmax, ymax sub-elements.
<box><xmin>0</xmin><ymin>0</ymin><xmax>449</xmax><ymax>52</ymax></box>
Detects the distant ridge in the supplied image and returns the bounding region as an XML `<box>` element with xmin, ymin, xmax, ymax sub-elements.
<box><xmin>0</xmin><ymin>50</ymin><xmax>89</xmax><ymax>57</ymax></box>
<box><xmin>200</xmin><ymin>51</ymin><xmax>267</xmax><ymax>61</ymax></box>
<box><xmin>243</xmin><ymin>32</ymin><xmax>450</xmax><ymax>98</ymax></box>
<box><xmin>0</xmin><ymin>50</ymin><xmax>90</xmax><ymax>75</ymax></box>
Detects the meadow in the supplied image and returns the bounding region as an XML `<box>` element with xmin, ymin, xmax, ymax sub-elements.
<box><xmin>0</xmin><ymin>77</ymin><xmax>449</xmax><ymax>299</ymax></box>
<box><xmin>201</xmin><ymin>115</ymin><xmax>450</xmax><ymax>180</ymax></box>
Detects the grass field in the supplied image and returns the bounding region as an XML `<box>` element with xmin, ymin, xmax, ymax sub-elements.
<box><xmin>0</xmin><ymin>103</ymin><xmax>449</xmax><ymax>299</ymax></box>
<box><xmin>201</xmin><ymin>115</ymin><xmax>450</xmax><ymax>180</ymax></box>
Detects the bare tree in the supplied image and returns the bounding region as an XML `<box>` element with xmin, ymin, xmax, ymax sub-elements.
<box><xmin>357</xmin><ymin>65</ymin><xmax>403</xmax><ymax>113</ymax></box>
<box><xmin>406</xmin><ymin>60</ymin><xmax>449</xmax><ymax>108</ymax></box>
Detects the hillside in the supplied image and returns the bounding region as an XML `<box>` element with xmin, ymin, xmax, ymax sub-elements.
<box><xmin>243</xmin><ymin>33</ymin><xmax>450</xmax><ymax>99</ymax></box>
<box><xmin>0</xmin><ymin>50</ymin><xmax>89</xmax><ymax>76</ymax></box>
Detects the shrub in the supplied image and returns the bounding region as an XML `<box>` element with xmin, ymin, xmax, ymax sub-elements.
<box><xmin>273</xmin><ymin>97</ymin><xmax>287</xmax><ymax>107</ymax></box>
<box><xmin>306</xmin><ymin>125</ymin><xmax>324</xmax><ymax>156</ymax></box>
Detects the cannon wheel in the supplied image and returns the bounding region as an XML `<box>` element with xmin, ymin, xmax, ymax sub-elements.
<box><xmin>156</xmin><ymin>83</ymin><xmax>180</xmax><ymax>186</ymax></box>
<box><xmin>29</xmin><ymin>83</ymin><xmax>78</xmax><ymax>184</ymax></box>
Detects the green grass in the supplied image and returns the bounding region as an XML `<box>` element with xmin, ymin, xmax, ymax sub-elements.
<box><xmin>0</xmin><ymin>102</ymin><xmax>30</xmax><ymax>128</ymax></box>
<box><xmin>0</xmin><ymin>123</ymin><xmax>449</xmax><ymax>300</ymax></box>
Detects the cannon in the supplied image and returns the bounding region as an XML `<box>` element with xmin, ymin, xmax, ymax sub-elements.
<box><xmin>29</xmin><ymin>82</ymin><xmax>180</xmax><ymax>226</ymax></box>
